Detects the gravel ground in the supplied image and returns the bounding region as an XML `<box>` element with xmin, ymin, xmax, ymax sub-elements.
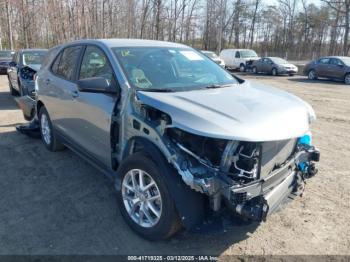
<box><xmin>0</xmin><ymin>74</ymin><xmax>349</xmax><ymax>256</ymax></box>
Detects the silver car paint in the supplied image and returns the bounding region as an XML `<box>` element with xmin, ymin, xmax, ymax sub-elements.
<box><xmin>137</xmin><ymin>81</ymin><xmax>315</xmax><ymax>141</ymax></box>
<box><xmin>37</xmin><ymin>39</ymin><xmax>315</xmax><ymax>176</ymax></box>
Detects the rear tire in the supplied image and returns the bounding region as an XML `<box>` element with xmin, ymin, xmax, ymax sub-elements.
<box><xmin>116</xmin><ymin>152</ymin><xmax>181</xmax><ymax>240</ymax></box>
<box><xmin>39</xmin><ymin>106</ymin><xmax>65</xmax><ymax>152</ymax></box>
<box><xmin>252</xmin><ymin>66</ymin><xmax>258</xmax><ymax>74</ymax></box>
<box><xmin>344</xmin><ymin>73</ymin><xmax>350</xmax><ymax>85</ymax></box>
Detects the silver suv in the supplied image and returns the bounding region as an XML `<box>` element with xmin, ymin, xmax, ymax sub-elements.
<box><xmin>35</xmin><ymin>39</ymin><xmax>320</xmax><ymax>240</ymax></box>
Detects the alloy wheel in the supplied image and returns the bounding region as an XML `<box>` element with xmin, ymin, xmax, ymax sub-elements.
<box><xmin>308</xmin><ymin>70</ymin><xmax>315</xmax><ymax>80</ymax></box>
<box><xmin>122</xmin><ymin>169</ymin><xmax>162</xmax><ymax>228</ymax></box>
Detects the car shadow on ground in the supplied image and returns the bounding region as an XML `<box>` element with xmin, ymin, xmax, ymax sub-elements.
<box><xmin>0</xmin><ymin>128</ymin><xmax>260</xmax><ymax>256</ymax></box>
<box><xmin>287</xmin><ymin>77</ymin><xmax>346</xmax><ymax>86</ymax></box>
<box><xmin>0</xmin><ymin>91</ymin><xmax>19</xmax><ymax>110</ymax></box>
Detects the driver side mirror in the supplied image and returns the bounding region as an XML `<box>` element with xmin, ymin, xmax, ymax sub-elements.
<box><xmin>77</xmin><ymin>77</ymin><xmax>118</xmax><ymax>94</ymax></box>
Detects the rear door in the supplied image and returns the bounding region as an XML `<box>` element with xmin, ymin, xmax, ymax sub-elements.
<box><xmin>67</xmin><ymin>45</ymin><xmax>119</xmax><ymax>168</ymax></box>
<box><xmin>329</xmin><ymin>58</ymin><xmax>346</xmax><ymax>79</ymax></box>
<box><xmin>42</xmin><ymin>45</ymin><xmax>84</xmax><ymax>137</ymax></box>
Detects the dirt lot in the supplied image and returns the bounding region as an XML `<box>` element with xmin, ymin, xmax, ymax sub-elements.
<box><xmin>0</xmin><ymin>74</ymin><xmax>349</xmax><ymax>256</ymax></box>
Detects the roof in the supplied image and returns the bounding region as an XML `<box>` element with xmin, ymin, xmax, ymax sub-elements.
<box><xmin>221</xmin><ymin>49</ymin><xmax>255</xmax><ymax>51</ymax></box>
<box><xmin>321</xmin><ymin>56</ymin><xmax>350</xmax><ymax>59</ymax></box>
<box><xmin>67</xmin><ymin>38</ymin><xmax>189</xmax><ymax>49</ymax></box>
<box><xmin>19</xmin><ymin>49</ymin><xmax>48</xmax><ymax>52</ymax></box>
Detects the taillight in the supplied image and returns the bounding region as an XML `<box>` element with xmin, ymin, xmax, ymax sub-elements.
<box><xmin>33</xmin><ymin>73</ymin><xmax>37</xmax><ymax>81</ymax></box>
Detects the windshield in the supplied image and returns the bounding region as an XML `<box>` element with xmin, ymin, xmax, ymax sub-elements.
<box><xmin>270</xmin><ymin>57</ymin><xmax>288</xmax><ymax>64</ymax></box>
<box><xmin>341</xmin><ymin>57</ymin><xmax>350</xmax><ymax>66</ymax></box>
<box><xmin>113</xmin><ymin>47</ymin><xmax>237</xmax><ymax>91</ymax></box>
<box><xmin>22</xmin><ymin>51</ymin><xmax>47</xmax><ymax>66</ymax></box>
<box><xmin>0</xmin><ymin>51</ymin><xmax>13</xmax><ymax>59</ymax></box>
<box><xmin>240</xmin><ymin>50</ymin><xmax>258</xmax><ymax>58</ymax></box>
<box><xmin>202</xmin><ymin>51</ymin><xmax>218</xmax><ymax>59</ymax></box>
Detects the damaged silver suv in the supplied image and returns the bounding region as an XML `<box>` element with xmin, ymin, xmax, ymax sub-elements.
<box><xmin>34</xmin><ymin>39</ymin><xmax>320</xmax><ymax>240</ymax></box>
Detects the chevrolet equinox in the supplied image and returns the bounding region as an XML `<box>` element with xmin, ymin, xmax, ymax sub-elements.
<box><xmin>35</xmin><ymin>39</ymin><xmax>320</xmax><ymax>240</ymax></box>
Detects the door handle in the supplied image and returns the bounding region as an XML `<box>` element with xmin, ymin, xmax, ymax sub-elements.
<box><xmin>71</xmin><ymin>90</ymin><xmax>79</xmax><ymax>98</ymax></box>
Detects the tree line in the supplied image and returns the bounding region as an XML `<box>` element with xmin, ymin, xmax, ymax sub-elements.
<box><xmin>0</xmin><ymin>0</ymin><xmax>349</xmax><ymax>60</ymax></box>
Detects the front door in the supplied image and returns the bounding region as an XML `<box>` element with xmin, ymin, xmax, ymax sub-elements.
<box><xmin>68</xmin><ymin>45</ymin><xmax>119</xmax><ymax>168</ymax></box>
<box><xmin>316</xmin><ymin>58</ymin><xmax>330</xmax><ymax>77</ymax></box>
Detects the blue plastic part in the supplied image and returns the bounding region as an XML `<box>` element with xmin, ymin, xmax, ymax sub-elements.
<box><xmin>298</xmin><ymin>162</ymin><xmax>308</xmax><ymax>172</ymax></box>
<box><xmin>298</xmin><ymin>133</ymin><xmax>312</xmax><ymax>146</ymax></box>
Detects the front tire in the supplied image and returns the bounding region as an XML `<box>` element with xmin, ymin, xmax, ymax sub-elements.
<box><xmin>308</xmin><ymin>69</ymin><xmax>317</xmax><ymax>80</ymax></box>
<box><xmin>239</xmin><ymin>64</ymin><xmax>246</xmax><ymax>72</ymax></box>
<box><xmin>252</xmin><ymin>66</ymin><xmax>258</xmax><ymax>74</ymax></box>
<box><xmin>116</xmin><ymin>152</ymin><xmax>181</xmax><ymax>240</ymax></box>
<box><xmin>39</xmin><ymin>106</ymin><xmax>65</xmax><ymax>151</ymax></box>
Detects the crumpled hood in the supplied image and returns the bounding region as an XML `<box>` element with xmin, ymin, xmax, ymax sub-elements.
<box><xmin>137</xmin><ymin>81</ymin><xmax>315</xmax><ymax>141</ymax></box>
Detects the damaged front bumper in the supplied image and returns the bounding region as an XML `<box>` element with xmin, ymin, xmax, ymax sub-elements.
<box><xmin>174</xmin><ymin>139</ymin><xmax>320</xmax><ymax>222</ymax></box>
<box><xmin>228</xmin><ymin>147</ymin><xmax>319</xmax><ymax>221</ymax></box>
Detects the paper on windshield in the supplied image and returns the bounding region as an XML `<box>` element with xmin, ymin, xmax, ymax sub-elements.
<box><xmin>180</xmin><ymin>51</ymin><xmax>204</xmax><ymax>61</ymax></box>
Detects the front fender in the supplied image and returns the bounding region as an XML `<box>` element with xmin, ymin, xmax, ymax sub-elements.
<box><xmin>117</xmin><ymin>137</ymin><xmax>205</xmax><ymax>230</ymax></box>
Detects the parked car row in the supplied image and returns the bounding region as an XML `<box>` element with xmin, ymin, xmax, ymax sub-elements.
<box><xmin>203</xmin><ymin>48</ymin><xmax>350</xmax><ymax>84</ymax></box>
<box><xmin>11</xmin><ymin>39</ymin><xmax>320</xmax><ymax>240</ymax></box>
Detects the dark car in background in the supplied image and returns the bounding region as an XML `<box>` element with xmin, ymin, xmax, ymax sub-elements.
<box><xmin>8</xmin><ymin>49</ymin><xmax>48</xmax><ymax>96</ymax></box>
<box><xmin>304</xmin><ymin>56</ymin><xmax>350</xmax><ymax>84</ymax></box>
<box><xmin>0</xmin><ymin>50</ymin><xmax>15</xmax><ymax>75</ymax></box>
<box><xmin>252</xmin><ymin>57</ymin><xmax>298</xmax><ymax>76</ymax></box>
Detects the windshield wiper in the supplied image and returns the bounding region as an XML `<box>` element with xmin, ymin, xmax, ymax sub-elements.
<box><xmin>203</xmin><ymin>84</ymin><xmax>232</xmax><ymax>89</ymax></box>
<box><xmin>137</xmin><ymin>88</ymin><xmax>176</xmax><ymax>93</ymax></box>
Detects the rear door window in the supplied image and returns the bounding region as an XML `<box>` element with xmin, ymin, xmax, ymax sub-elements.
<box><xmin>330</xmin><ymin>58</ymin><xmax>343</xmax><ymax>66</ymax></box>
<box><xmin>52</xmin><ymin>46</ymin><xmax>83</xmax><ymax>81</ymax></box>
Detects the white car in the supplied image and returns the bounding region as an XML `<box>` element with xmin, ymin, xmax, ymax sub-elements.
<box><xmin>220</xmin><ymin>49</ymin><xmax>260</xmax><ymax>71</ymax></box>
<box><xmin>201</xmin><ymin>50</ymin><xmax>225</xmax><ymax>68</ymax></box>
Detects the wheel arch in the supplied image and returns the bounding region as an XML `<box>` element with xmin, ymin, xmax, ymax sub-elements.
<box><xmin>36</xmin><ymin>100</ymin><xmax>45</xmax><ymax>115</ymax></box>
<box><xmin>118</xmin><ymin>136</ymin><xmax>205</xmax><ymax>230</ymax></box>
